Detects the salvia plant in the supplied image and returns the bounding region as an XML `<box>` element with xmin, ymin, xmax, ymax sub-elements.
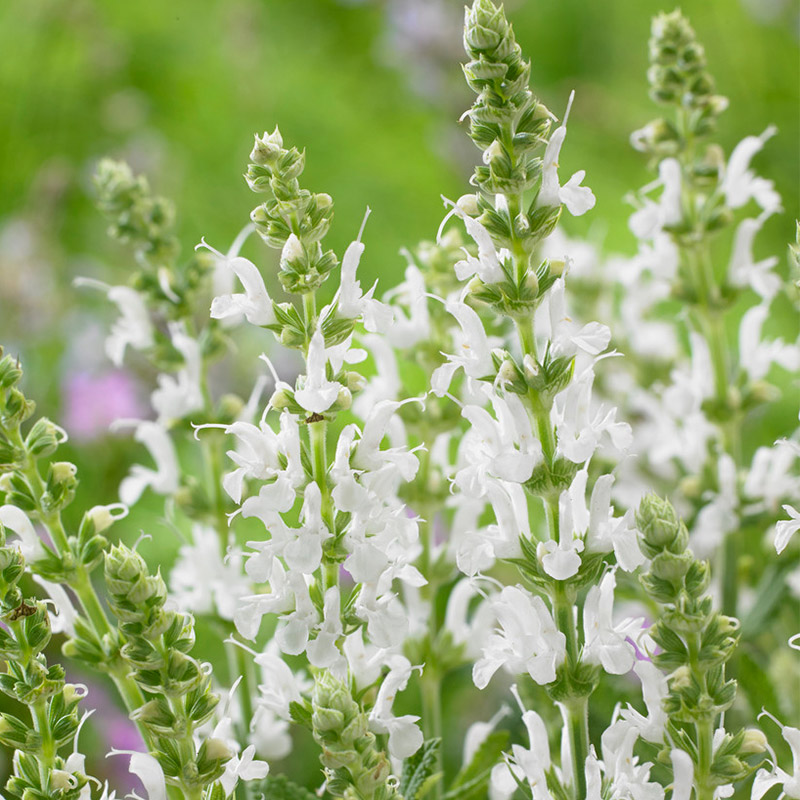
<box><xmin>0</xmin><ymin>2</ymin><xmax>797</xmax><ymax>799</ymax></box>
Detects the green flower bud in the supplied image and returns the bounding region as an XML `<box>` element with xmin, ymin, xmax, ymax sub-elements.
<box><xmin>250</xmin><ymin>127</ymin><xmax>284</xmax><ymax>167</ymax></box>
<box><xmin>740</xmin><ymin>728</ymin><xmax>768</xmax><ymax>755</ymax></box>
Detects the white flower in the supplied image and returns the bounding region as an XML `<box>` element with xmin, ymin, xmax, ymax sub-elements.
<box><xmin>338</xmin><ymin>209</ymin><xmax>393</xmax><ymax>332</ymax></box>
<box><xmin>382</xmin><ymin>260</ymin><xmax>431</xmax><ymax>348</ymax></box>
<box><xmin>151</xmin><ymin>322</ymin><xmax>204</xmax><ymax>424</ymax></box>
<box><xmin>722</xmin><ymin>126</ymin><xmax>781</xmax><ymax>212</ymax></box>
<box><xmin>776</xmin><ymin>505</ymin><xmax>800</xmax><ymax>554</ymax></box>
<box><xmin>538</xmin><ymin>91</ymin><xmax>596</xmax><ymax>216</ymax></box>
<box><xmin>74</xmin><ymin>279</ymin><xmax>154</xmax><ymax>366</ymax></box>
<box><xmin>752</xmin><ymin>711</ymin><xmax>800</xmax><ymax>799</ymax></box>
<box><xmin>629</xmin><ymin>158</ymin><xmax>682</xmax><ymax>241</ymax></box>
<box><xmin>115</xmin><ymin>420</ymin><xmax>180</xmax><ymax>506</ymax></box>
<box><xmin>198</xmin><ymin>238</ymin><xmax>275</xmax><ymax>326</ymax></box>
<box><xmin>306</xmin><ymin>587</ymin><xmax>344</xmax><ymax>669</ymax></box>
<box><xmin>368</xmin><ymin>656</ymin><xmax>423</xmax><ymax>759</ymax></box>
<box><xmin>537</xmin><ymin>481</ymin><xmax>585</xmax><ymax>580</ymax></box>
<box><xmin>692</xmin><ymin>453</ymin><xmax>739</xmax><ymax>558</ymax></box>
<box><xmin>431</xmin><ymin>298</ymin><xmax>497</xmax><ymax>395</ymax></box>
<box><xmin>744</xmin><ymin>439</ymin><xmax>800</xmax><ymax>515</ymax></box>
<box><xmin>728</xmin><ymin>214</ymin><xmax>781</xmax><ymax>300</ymax></box>
<box><xmin>438</xmin><ymin>196</ymin><xmax>505</xmax><ymax>284</ymax></box>
<box><xmin>670</xmin><ymin>749</ymin><xmax>694</xmax><ymax>800</ymax></box>
<box><xmin>0</xmin><ymin>505</ymin><xmax>43</xmax><ymax>562</ymax></box>
<box><xmin>108</xmin><ymin>751</ymin><xmax>167</xmax><ymax>800</ymax></box>
<box><xmin>621</xmin><ymin>660</ymin><xmax>669</xmax><ymax>743</ymax></box>
<box><xmin>583</xmin><ymin>571</ymin><xmax>640</xmax><ymax>675</ymax></box>
<box><xmin>220</xmin><ymin>744</ymin><xmax>269</xmax><ymax>796</ymax></box>
<box><xmin>739</xmin><ymin>302</ymin><xmax>800</xmax><ymax>382</ymax></box>
<box><xmin>33</xmin><ymin>576</ymin><xmax>79</xmax><ymax>636</ymax></box>
<box><xmin>294</xmin><ymin>328</ymin><xmax>342</xmax><ymax>414</ymax></box>
<box><xmin>600</xmin><ymin>721</ymin><xmax>665</xmax><ymax>800</ymax></box>
<box><xmin>473</xmin><ymin>586</ymin><xmax>566</xmax><ymax>688</ymax></box>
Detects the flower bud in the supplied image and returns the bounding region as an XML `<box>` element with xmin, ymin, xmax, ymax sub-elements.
<box><xmin>50</xmin><ymin>770</ymin><xmax>75</xmax><ymax>790</ymax></box>
<box><xmin>670</xmin><ymin>665</ymin><xmax>692</xmax><ymax>690</ymax></box>
<box><xmin>457</xmin><ymin>193</ymin><xmax>480</xmax><ymax>216</ymax></box>
<box><xmin>203</xmin><ymin>737</ymin><xmax>234</xmax><ymax>762</ymax></box>
<box><xmin>740</xmin><ymin>728</ymin><xmax>768</xmax><ymax>755</ymax></box>
<box><xmin>85</xmin><ymin>503</ymin><xmax>128</xmax><ymax>534</ymax></box>
<box><xmin>250</xmin><ymin>127</ymin><xmax>284</xmax><ymax>166</ymax></box>
<box><xmin>269</xmin><ymin>388</ymin><xmax>292</xmax><ymax>410</ymax></box>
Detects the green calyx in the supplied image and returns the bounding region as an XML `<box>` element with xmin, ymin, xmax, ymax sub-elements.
<box><xmin>311</xmin><ymin>672</ymin><xmax>397</xmax><ymax>800</ymax></box>
<box><xmin>246</xmin><ymin>127</ymin><xmax>338</xmax><ymax>295</ymax></box>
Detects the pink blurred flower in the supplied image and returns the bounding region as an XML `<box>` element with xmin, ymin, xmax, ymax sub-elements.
<box><xmin>63</xmin><ymin>370</ymin><xmax>144</xmax><ymax>440</ymax></box>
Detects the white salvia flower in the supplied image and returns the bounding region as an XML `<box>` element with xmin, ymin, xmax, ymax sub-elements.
<box><xmin>671</xmin><ymin>749</ymin><xmax>695</xmax><ymax>800</ymax></box>
<box><xmin>294</xmin><ymin>328</ymin><xmax>342</xmax><ymax>414</ymax></box>
<box><xmin>728</xmin><ymin>213</ymin><xmax>781</xmax><ymax>301</ymax></box>
<box><xmin>775</xmin><ymin>505</ymin><xmax>800</xmax><ymax>554</ymax></box>
<box><xmin>620</xmin><ymin>660</ymin><xmax>669</xmax><ymax>743</ymax></box>
<box><xmin>108</xmin><ymin>751</ymin><xmax>167</xmax><ymax>800</ymax></box>
<box><xmin>744</xmin><ymin>439</ymin><xmax>800</xmax><ymax>515</ymax></box>
<box><xmin>438</xmin><ymin>196</ymin><xmax>505</xmax><ymax>284</ymax></box>
<box><xmin>461</xmin><ymin>706</ymin><xmax>509</xmax><ymax>768</ymax></box>
<box><xmin>431</xmin><ymin>298</ymin><xmax>497</xmax><ymax>395</ymax></box>
<box><xmin>554</xmin><ymin>368</ymin><xmax>632</xmax><ymax>464</ymax></box>
<box><xmin>489</xmin><ymin>705</ymin><xmax>554</xmax><ymax>800</ymax></box>
<box><xmin>582</xmin><ymin>571</ymin><xmax>640</xmax><ymax>675</ymax></box>
<box><xmin>197</xmin><ymin>238</ymin><xmax>275</xmax><ymax>326</ymax></box>
<box><xmin>114</xmin><ymin>420</ymin><xmax>180</xmax><ymax>506</ymax></box>
<box><xmin>600</xmin><ymin>721</ymin><xmax>665</xmax><ymax>800</ymax></box>
<box><xmin>539</xmin><ymin>277</ymin><xmax>611</xmax><ymax>361</ymax></box>
<box><xmin>306</xmin><ymin>587</ymin><xmax>344</xmax><ymax>669</ymax></box>
<box><xmin>169</xmin><ymin>524</ymin><xmax>249</xmax><ymax>620</ymax></box>
<box><xmin>74</xmin><ymin>279</ymin><xmax>155</xmax><ymax>366</ymax></box>
<box><xmin>583</xmin><ymin>472</ymin><xmax>645</xmax><ymax>571</ymax></box>
<box><xmin>629</xmin><ymin>158</ymin><xmax>682</xmax><ymax>241</ymax></box>
<box><xmin>752</xmin><ymin>711</ymin><xmax>800</xmax><ymax>799</ymax></box>
<box><xmin>382</xmin><ymin>259</ymin><xmax>431</xmax><ymax>348</ymax></box>
<box><xmin>739</xmin><ymin>301</ymin><xmax>800</xmax><ymax>382</ymax></box>
<box><xmin>473</xmin><ymin>585</ymin><xmax>566</xmax><ymax>689</ymax></box>
<box><xmin>368</xmin><ymin>656</ymin><xmax>424</xmax><ymax>759</ymax></box>
<box><xmin>151</xmin><ymin>322</ymin><xmax>204</xmax><ymax>424</ymax></box>
<box><xmin>0</xmin><ymin>505</ymin><xmax>44</xmax><ymax>561</ymax></box>
<box><xmin>222</xmin><ymin>411</ymin><xmax>303</xmax><ymax>505</ymax></box>
<box><xmin>722</xmin><ymin>126</ymin><xmax>781</xmax><ymax>212</ymax></box>
<box><xmin>220</xmin><ymin>744</ymin><xmax>269</xmax><ymax>796</ymax></box>
<box><xmin>538</xmin><ymin>91</ymin><xmax>596</xmax><ymax>216</ymax></box>
<box><xmin>692</xmin><ymin>453</ymin><xmax>739</xmax><ymax>558</ymax></box>
<box><xmin>338</xmin><ymin>208</ymin><xmax>393</xmax><ymax>332</ymax></box>
<box><xmin>537</xmin><ymin>480</ymin><xmax>585</xmax><ymax>580</ymax></box>
<box><xmin>33</xmin><ymin>576</ymin><xmax>79</xmax><ymax>636</ymax></box>
<box><xmin>250</xmin><ymin>704</ymin><xmax>293</xmax><ymax>760</ymax></box>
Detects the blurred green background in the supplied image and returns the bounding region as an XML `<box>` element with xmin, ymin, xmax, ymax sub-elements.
<box><xmin>0</xmin><ymin>0</ymin><xmax>797</xmax><ymax>791</ymax></box>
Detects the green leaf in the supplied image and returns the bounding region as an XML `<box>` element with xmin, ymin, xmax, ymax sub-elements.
<box><xmin>444</xmin><ymin>729</ymin><xmax>510</xmax><ymax>800</ymax></box>
<box><xmin>400</xmin><ymin>738</ymin><xmax>442</xmax><ymax>800</ymax></box>
<box><xmin>260</xmin><ymin>774</ymin><xmax>318</xmax><ymax>800</ymax></box>
<box><xmin>737</xmin><ymin>652</ymin><xmax>779</xmax><ymax>717</ymax></box>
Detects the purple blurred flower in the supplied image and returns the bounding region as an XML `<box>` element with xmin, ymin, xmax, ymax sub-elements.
<box><xmin>63</xmin><ymin>370</ymin><xmax>144</xmax><ymax>440</ymax></box>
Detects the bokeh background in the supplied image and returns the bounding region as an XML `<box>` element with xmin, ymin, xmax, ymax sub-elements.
<box><xmin>0</xmin><ymin>0</ymin><xmax>798</xmax><ymax>791</ymax></box>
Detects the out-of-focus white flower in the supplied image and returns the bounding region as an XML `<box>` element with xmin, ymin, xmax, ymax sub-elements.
<box><xmin>728</xmin><ymin>214</ymin><xmax>781</xmax><ymax>300</ymax></box>
<box><xmin>721</xmin><ymin>127</ymin><xmax>781</xmax><ymax>212</ymax></box>
<box><xmin>739</xmin><ymin>302</ymin><xmax>800</xmax><ymax>382</ymax></box>
<box><xmin>151</xmin><ymin>322</ymin><xmax>204</xmax><ymax>424</ymax></box>
<box><xmin>0</xmin><ymin>505</ymin><xmax>44</xmax><ymax>562</ymax></box>
<box><xmin>114</xmin><ymin>420</ymin><xmax>180</xmax><ymax>506</ymax></box>
<box><xmin>368</xmin><ymin>656</ymin><xmax>423</xmax><ymax>759</ymax></box>
<box><xmin>775</xmin><ymin>505</ymin><xmax>800</xmax><ymax>554</ymax></box>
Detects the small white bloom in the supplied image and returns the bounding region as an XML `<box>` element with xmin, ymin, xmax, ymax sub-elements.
<box><xmin>220</xmin><ymin>744</ymin><xmax>269</xmax><ymax>796</ymax></box>
<box><xmin>115</xmin><ymin>420</ymin><xmax>180</xmax><ymax>506</ymax></box>
<box><xmin>722</xmin><ymin>126</ymin><xmax>781</xmax><ymax>212</ymax></box>
<box><xmin>151</xmin><ymin>322</ymin><xmax>204</xmax><ymax>424</ymax></box>
<box><xmin>0</xmin><ymin>505</ymin><xmax>44</xmax><ymax>562</ymax></box>
<box><xmin>294</xmin><ymin>328</ymin><xmax>342</xmax><ymax>414</ymax></box>
<box><xmin>776</xmin><ymin>505</ymin><xmax>800</xmax><ymax>554</ymax></box>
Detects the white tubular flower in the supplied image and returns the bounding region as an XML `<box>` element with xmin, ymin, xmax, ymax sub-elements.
<box><xmin>169</xmin><ymin>524</ymin><xmax>249</xmax><ymax>621</ymax></box>
<box><xmin>582</xmin><ymin>571</ymin><xmax>640</xmax><ymax>675</ymax></box>
<box><xmin>108</xmin><ymin>751</ymin><xmax>167</xmax><ymax>800</ymax></box>
<box><xmin>541</xmin><ymin>277</ymin><xmax>611</xmax><ymax>360</ymax></box>
<box><xmin>752</xmin><ymin>711</ymin><xmax>800</xmax><ymax>799</ymax></box>
<box><xmin>739</xmin><ymin>302</ymin><xmax>800</xmax><ymax>382</ymax></box>
<box><xmin>306</xmin><ymin>587</ymin><xmax>344</xmax><ymax>669</ymax></box>
<box><xmin>554</xmin><ymin>368</ymin><xmax>632</xmax><ymax>464</ymax></box>
<box><xmin>621</xmin><ymin>660</ymin><xmax>669</xmax><ymax>743</ymax></box>
<box><xmin>253</xmin><ymin>644</ymin><xmax>309</xmax><ymax>721</ymax></box>
<box><xmin>368</xmin><ymin>656</ymin><xmax>423</xmax><ymax>760</ymax></box>
<box><xmin>382</xmin><ymin>261</ymin><xmax>430</xmax><ymax>348</ymax></box>
<box><xmin>338</xmin><ymin>209</ymin><xmax>393</xmax><ymax>332</ymax></box>
<box><xmin>537</xmin><ymin>480</ymin><xmax>584</xmax><ymax>580</ymax></box>
<box><xmin>670</xmin><ymin>749</ymin><xmax>694</xmax><ymax>800</ymax></box>
<box><xmin>151</xmin><ymin>322</ymin><xmax>204</xmax><ymax>424</ymax></box>
<box><xmin>775</xmin><ymin>505</ymin><xmax>800</xmax><ymax>554</ymax></box>
<box><xmin>294</xmin><ymin>328</ymin><xmax>342</xmax><ymax>414</ymax></box>
<box><xmin>219</xmin><ymin>744</ymin><xmax>269</xmax><ymax>796</ymax></box>
<box><xmin>198</xmin><ymin>237</ymin><xmax>275</xmax><ymax>327</ymax></box>
<box><xmin>722</xmin><ymin>126</ymin><xmax>781</xmax><ymax>212</ymax></box>
<box><xmin>432</xmin><ymin>298</ymin><xmax>497</xmax><ymax>396</ymax></box>
<box><xmin>537</xmin><ymin>91</ymin><xmax>596</xmax><ymax>216</ymax></box>
<box><xmin>0</xmin><ymin>505</ymin><xmax>44</xmax><ymax>562</ymax></box>
<box><xmin>728</xmin><ymin>214</ymin><xmax>781</xmax><ymax>301</ymax></box>
<box><xmin>600</xmin><ymin>721</ymin><xmax>664</xmax><ymax>800</ymax></box>
<box><xmin>584</xmin><ymin>473</ymin><xmax>645</xmax><ymax>571</ymax></box>
<box><xmin>629</xmin><ymin>158</ymin><xmax>683</xmax><ymax>241</ymax></box>
<box><xmin>115</xmin><ymin>420</ymin><xmax>180</xmax><ymax>506</ymax></box>
<box><xmin>33</xmin><ymin>576</ymin><xmax>79</xmax><ymax>636</ymax></box>
<box><xmin>473</xmin><ymin>586</ymin><xmax>566</xmax><ymax>689</ymax></box>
